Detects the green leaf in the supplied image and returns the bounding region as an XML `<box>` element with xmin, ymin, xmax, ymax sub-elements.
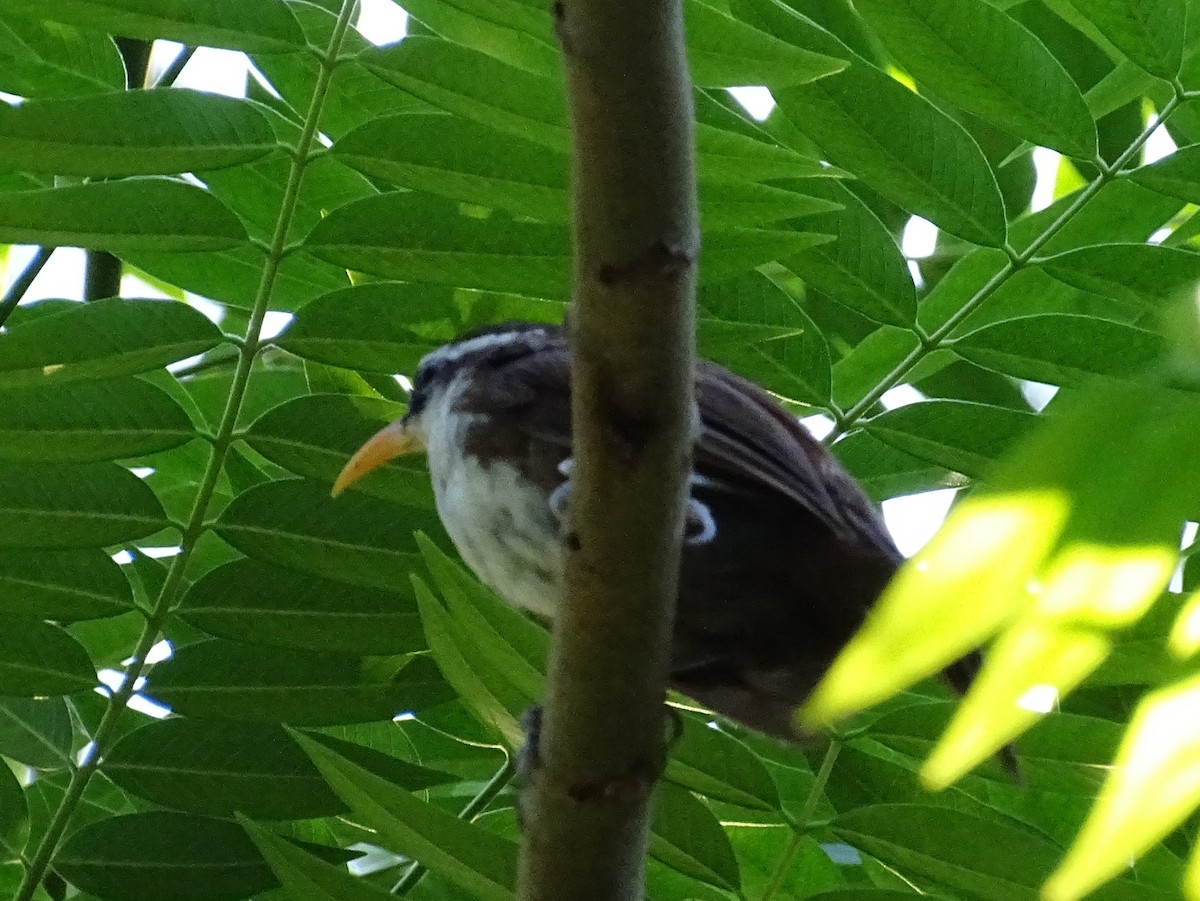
<box><xmin>412</xmin><ymin>575</ymin><xmax>527</xmax><ymax>746</ymax></box>
<box><xmin>952</xmin><ymin>314</ymin><xmax>1164</xmax><ymax>385</ymax></box>
<box><xmin>1044</xmin><ymin>672</ymin><xmax>1200</xmax><ymax>901</ymax></box>
<box><xmin>104</xmin><ymin>719</ymin><xmax>452</xmax><ymax>820</ymax></box>
<box><xmin>864</xmin><ymin>401</ymin><xmax>1039</xmax><ymax>480</ymax></box>
<box><xmin>783</xmin><ymin>180</ymin><xmax>916</xmax><ymax>327</ymax></box>
<box><xmin>331</xmin><ymin>113</ymin><xmax>569</xmax><ymax>220</ymax></box>
<box><xmin>243</xmin><ymin>394</ymin><xmax>431</xmax><ymax>507</ymax></box>
<box><xmin>0</xmin><ymin>697</ymin><xmax>73</xmax><ymax>769</ymax></box>
<box><xmin>833</xmin><ymin>430</ymin><xmax>962</xmax><ymax>502</ymax></box>
<box><xmin>684</xmin><ymin>0</ymin><xmax>846</xmax><ymax>88</ymax></box>
<box><xmin>12</xmin><ymin>0</ymin><xmax>306</xmax><ymax>53</ymax></box>
<box><xmin>855</xmin><ymin>0</ymin><xmax>1096</xmax><ymax>158</ymax></box>
<box><xmin>0</xmin><ymin>758</ymin><xmax>28</xmax><ymax>858</ymax></box>
<box><xmin>276</xmin><ymin>282</ymin><xmax>522</xmax><ymax>374</ymax></box>
<box><xmin>835</xmin><ymin>804</ymin><xmax>1164</xmax><ymax>901</ymax></box>
<box><xmin>1039</xmin><ymin>244</ymin><xmax>1200</xmax><ymax>308</ymax></box>
<box><xmin>304</xmin><ymin>191</ymin><xmax>571</xmax><ymax>297</ymax></box>
<box><xmin>295</xmin><ymin>731</ymin><xmax>519</xmax><ymax>901</ymax></box>
<box><xmin>359</xmin><ymin>34</ymin><xmax>820</xmax><ymax>182</ymax></box>
<box><xmin>303</xmin><ymin>191</ymin><xmax>819</xmax><ymax>298</ymax></box>
<box><xmin>401</xmin><ymin>0</ymin><xmax>845</xmax><ymax>87</ymax></box>
<box><xmin>0</xmin><ymin>298</ymin><xmax>225</xmax><ymax>389</ymax></box>
<box><xmin>399</xmin><ymin>0</ymin><xmax>558</xmax><ymax>74</ymax></box>
<box><xmin>0</xmin><ymin>462</ymin><xmax>167</xmax><ymax>549</ymax></box>
<box><xmin>55</xmin><ymin>811</ymin><xmax>280</xmax><ymax>901</ymax></box>
<box><xmin>666</xmin><ymin>717</ymin><xmax>780</xmax><ymax>811</ymax></box>
<box><xmin>810</xmin><ymin>383</ymin><xmax>1200</xmax><ymax>787</ymax></box>
<box><xmin>775</xmin><ymin>61</ymin><xmax>1007</xmax><ymax>246</ymax></box>
<box><xmin>125</xmin><ymin>244</ymin><xmax>348</xmax><ymax>312</ymax></box>
<box><xmin>0</xmin><ymin>178</ymin><xmax>248</xmax><ymax>252</ymax></box>
<box><xmin>68</xmin><ymin>609</ymin><xmax>145</xmax><ymax>671</ymax></box>
<box><xmin>417</xmin><ymin>535</ymin><xmax>549</xmax><ymax>670</ymax></box>
<box><xmin>1130</xmin><ymin>144</ymin><xmax>1200</xmax><ymax>203</ymax></box>
<box><xmin>149</xmin><ymin>639</ymin><xmax>451</xmax><ymax>725</ymax></box>
<box><xmin>0</xmin><ymin>377</ymin><xmax>194</xmax><ymax>463</ymax></box>
<box><xmin>1062</xmin><ymin>0</ymin><xmax>1185</xmax><ymax>78</ymax></box>
<box><xmin>180</xmin><ymin>558</ymin><xmax>424</xmax><ymax>656</ymax></box>
<box><xmin>335</xmin><ymin>112</ymin><xmax>834</xmax><ymax>228</ymax></box>
<box><xmin>240</xmin><ymin>816</ymin><xmax>394</xmax><ymax>901</ymax></box>
<box><xmin>0</xmin><ymin>89</ymin><xmax>276</xmax><ymax>176</ymax></box>
<box><xmin>360</xmin><ymin>36</ymin><xmax>569</xmax><ymax>151</ymax></box>
<box><xmin>0</xmin><ymin>548</ymin><xmax>134</xmax><ymax>621</ymax></box>
<box><xmin>649</xmin><ymin>782</ymin><xmax>741</xmax><ymax>890</ymax></box>
<box><xmin>214</xmin><ymin>478</ymin><xmax>438</xmax><ymax>591</ymax></box>
<box><xmin>0</xmin><ymin>620</ymin><xmax>95</xmax><ymax>696</ymax></box>
<box><xmin>0</xmin><ymin>17</ymin><xmax>124</xmax><ymax>99</ymax></box>
<box><xmin>706</xmin><ymin>307</ymin><xmax>832</xmax><ymax>407</ymax></box>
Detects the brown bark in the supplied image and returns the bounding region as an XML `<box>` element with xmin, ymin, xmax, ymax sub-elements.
<box><xmin>516</xmin><ymin>2</ymin><xmax>699</xmax><ymax>900</ymax></box>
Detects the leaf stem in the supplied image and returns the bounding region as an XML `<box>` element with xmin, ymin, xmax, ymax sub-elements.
<box><xmin>11</xmin><ymin>4</ymin><xmax>360</xmax><ymax>899</ymax></box>
<box><xmin>0</xmin><ymin>247</ymin><xmax>52</xmax><ymax>328</ymax></box>
<box><xmin>827</xmin><ymin>91</ymin><xmax>1183</xmax><ymax>440</ymax></box>
<box><xmin>759</xmin><ymin>741</ymin><xmax>841</xmax><ymax>901</ymax></box>
<box><xmin>391</xmin><ymin>756</ymin><xmax>516</xmax><ymax>895</ymax></box>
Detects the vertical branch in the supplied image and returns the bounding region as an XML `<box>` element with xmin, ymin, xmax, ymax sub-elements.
<box><xmin>517</xmin><ymin>1</ymin><xmax>698</xmax><ymax>900</ymax></box>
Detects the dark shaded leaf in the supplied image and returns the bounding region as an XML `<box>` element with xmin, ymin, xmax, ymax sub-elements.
<box><xmin>0</xmin><ymin>620</ymin><xmax>95</xmax><ymax>696</ymax></box>
<box><xmin>55</xmin><ymin>812</ymin><xmax>278</xmax><ymax>901</ymax></box>
<box><xmin>296</xmin><ymin>732</ymin><xmax>519</xmax><ymax>901</ymax></box>
<box><xmin>0</xmin><ymin>548</ymin><xmax>134</xmax><ymax>621</ymax></box>
<box><xmin>0</xmin><ymin>697</ymin><xmax>73</xmax><ymax>769</ymax></box>
<box><xmin>148</xmin><ymin>639</ymin><xmax>451</xmax><ymax>724</ymax></box>
<box><xmin>214</xmin><ymin>478</ymin><xmax>438</xmax><ymax>590</ymax></box>
<box><xmin>104</xmin><ymin>719</ymin><xmax>453</xmax><ymax>819</ymax></box>
<box><xmin>240</xmin><ymin>817</ymin><xmax>394</xmax><ymax>901</ymax></box>
<box><xmin>180</xmin><ymin>558</ymin><xmax>424</xmax><ymax>656</ymax></box>
<box><xmin>243</xmin><ymin>394</ymin><xmax>430</xmax><ymax>507</ymax></box>
<box><xmin>0</xmin><ymin>462</ymin><xmax>168</xmax><ymax>549</ymax></box>
<box><xmin>0</xmin><ymin>377</ymin><xmax>195</xmax><ymax>463</ymax></box>
<box><xmin>650</xmin><ymin>782</ymin><xmax>741</xmax><ymax>890</ymax></box>
<box><xmin>0</xmin><ymin>297</ymin><xmax>225</xmax><ymax>390</ymax></box>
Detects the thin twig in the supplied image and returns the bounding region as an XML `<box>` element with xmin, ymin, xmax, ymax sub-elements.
<box><xmin>0</xmin><ymin>247</ymin><xmax>52</xmax><ymax>329</ymax></box>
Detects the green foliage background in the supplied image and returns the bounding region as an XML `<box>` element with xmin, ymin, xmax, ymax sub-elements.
<box><xmin>2</xmin><ymin>0</ymin><xmax>1200</xmax><ymax>899</ymax></box>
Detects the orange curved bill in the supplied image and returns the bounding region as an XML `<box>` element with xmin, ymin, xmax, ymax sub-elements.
<box><xmin>331</xmin><ymin>420</ymin><xmax>424</xmax><ymax>497</ymax></box>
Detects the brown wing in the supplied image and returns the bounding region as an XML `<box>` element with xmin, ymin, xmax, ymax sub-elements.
<box><xmin>458</xmin><ymin>342</ymin><xmax>897</xmax><ymax>557</ymax></box>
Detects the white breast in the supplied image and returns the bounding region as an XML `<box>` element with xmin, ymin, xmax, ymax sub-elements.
<box><xmin>420</xmin><ymin>379</ymin><xmax>564</xmax><ymax>618</ymax></box>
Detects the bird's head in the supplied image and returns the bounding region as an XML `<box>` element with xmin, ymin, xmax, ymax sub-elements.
<box><xmin>332</xmin><ymin>321</ymin><xmax>560</xmax><ymax>496</ymax></box>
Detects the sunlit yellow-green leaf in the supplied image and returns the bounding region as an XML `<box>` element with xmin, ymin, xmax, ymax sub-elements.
<box><xmin>803</xmin><ymin>382</ymin><xmax>1200</xmax><ymax>752</ymax></box>
<box><xmin>1169</xmin><ymin>587</ymin><xmax>1200</xmax><ymax>657</ymax></box>
<box><xmin>1044</xmin><ymin>673</ymin><xmax>1200</xmax><ymax>901</ymax></box>
<box><xmin>801</xmin><ymin>489</ymin><xmax>1068</xmax><ymax>726</ymax></box>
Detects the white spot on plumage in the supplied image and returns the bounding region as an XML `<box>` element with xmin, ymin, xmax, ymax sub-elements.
<box><xmin>684</xmin><ymin>498</ymin><xmax>716</xmax><ymax>544</ymax></box>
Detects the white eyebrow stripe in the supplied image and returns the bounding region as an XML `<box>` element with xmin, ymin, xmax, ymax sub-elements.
<box><xmin>419</xmin><ymin>329</ymin><xmax>549</xmax><ymax>370</ymax></box>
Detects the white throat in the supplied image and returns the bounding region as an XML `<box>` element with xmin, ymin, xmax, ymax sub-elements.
<box><xmin>414</xmin><ymin>376</ymin><xmax>564</xmax><ymax>619</ymax></box>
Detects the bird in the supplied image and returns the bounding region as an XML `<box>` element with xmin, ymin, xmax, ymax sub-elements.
<box><xmin>333</xmin><ymin>321</ymin><xmax>977</xmax><ymax>743</ymax></box>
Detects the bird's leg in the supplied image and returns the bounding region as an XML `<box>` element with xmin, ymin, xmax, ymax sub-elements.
<box><xmin>515</xmin><ymin>704</ymin><xmax>543</xmax><ymax>831</ymax></box>
<box><xmin>515</xmin><ymin>702</ymin><xmax>684</xmax><ymax>831</ymax></box>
